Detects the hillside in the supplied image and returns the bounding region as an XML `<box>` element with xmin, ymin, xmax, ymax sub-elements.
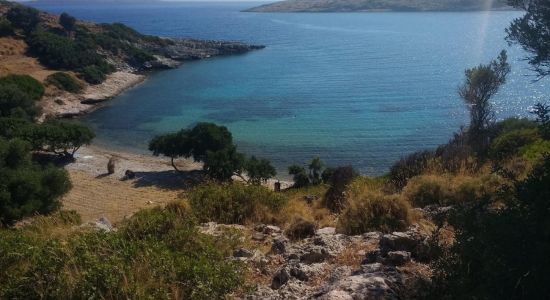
<box><xmin>245</xmin><ymin>0</ymin><xmax>511</xmax><ymax>12</ymax></box>
<box><xmin>0</xmin><ymin>1</ymin><xmax>263</xmax><ymax>118</ymax></box>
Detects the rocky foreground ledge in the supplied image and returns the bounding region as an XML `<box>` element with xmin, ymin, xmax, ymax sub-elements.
<box><xmin>199</xmin><ymin>222</ymin><xmax>433</xmax><ymax>299</ymax></box>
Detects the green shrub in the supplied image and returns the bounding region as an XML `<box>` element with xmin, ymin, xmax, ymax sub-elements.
<box><xmin>323</xmin><ymin>165</ymin><xmax>358</xmax><ymax>212</ymax></box>
<box><xmin>491</xmin><ymin>117</ymin><xmax>537</xmax><ymax>136</ymax></box>
<box><xmin>245</xmin><ymin>155</ymin><xmax>277</xmax><ymax>185</ymax></box>
<box><xmin>0</xmin><ymin>74</ymin><xmax>44</xmax><ymax>101</ymax></box>
<box><xmin>389</xmin><ymin>150</ymin><xmax>434</xmax><ymax>190</ymax></box>
<box><xmin>188</xmin><ymin>182</ymin><xmax>287</xmax><ymax>224</ymax></box>
<box><xmin>0</xmin><ymin>84</ymin><xmax>39</xmax><ymax>120</ymax></box>
<box><xmin>79</xmin><ymin>65</ymin><xmax>108</xmax><ymax>84</ymax></box>
<box><xmin>337</xmin><ymin>192</ymin><xmax>412</xmax><ymax>234</ymax></box>
<box><xmin>0</xmin><ymin>18</ymin><xmax>14</xmax><ymax>37</ymax></box>
<box><xmin>0</xmin><ymin>138</ymin><xmax>71</xmax><ymax>225</ymax></box>
<box><xmin>404</xmin><ymin>174</ymin><xmax>508</xmax><ymax>208</ymax></box>
<box><xmin>288</xmin><ymin>164</ymin><xmax>310</xmax><ymax>188</ymax></box>
<box><xmin>285</xmin><ymin>217</ymin><xmax>316</xmax><ymax>240</ymax></box>
<box><xmin>0</xmin><ymin>117</ymin><xmax>31</xmax><ymax>139</ymax></box>
<box><xmin>521</xmin><ymin>139</ymin><xmax>550</xmax><ymax>164</ymax></box>
<box><xmin>26</xmin><ymin>29</ymin><xmax>113</xmax><ymax>84</ymax></box>
<box><xmin>46</xmin><ymin>72</ymin><xmax>83</xmax><ymax>93</ymax></box>
<box><xmin>0</xmin><ymin>207</ymin><xmax>243</xmax><ymax>299</ymax></box>
<box><xmin>428</xmin><ymin>156</ymin><xmax>550</xmax><ymax>299</ymax></box>
<box><xmin>403</xmin><ymin>175</ymin><xmax>452</xmax><ymax>207</ymax></box>
<box><xmin>6</xmin><ymin>5</ymin><xmax>39</xmax><ymax>33</ymax></box>
<box><xmin>489</xmin><ymin>128</ymin><xmax>540</xmax><ymax>160</ymax></box>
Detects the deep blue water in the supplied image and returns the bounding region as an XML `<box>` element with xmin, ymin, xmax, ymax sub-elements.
<box><xmin>31</xmin><ymin>2</ymin><xmax>548</xmax><ymax>175</ymax></box>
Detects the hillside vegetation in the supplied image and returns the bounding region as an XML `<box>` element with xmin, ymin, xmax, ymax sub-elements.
<box><xmin>245</xmin><ymin>0</ymin><xmax>511</xmax><ymax>12</ymax></box>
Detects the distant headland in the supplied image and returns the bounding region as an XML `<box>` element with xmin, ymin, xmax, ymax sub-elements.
<box><xmin>245</xmin><ymin>0</ymin><xmax>512</xmax><ymax>13</ymax></box>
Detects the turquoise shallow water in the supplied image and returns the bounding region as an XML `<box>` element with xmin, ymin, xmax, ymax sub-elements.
<box><xmin>32</xmin><ymin>3</ymin><xmax>548</xmax><ymax>175</ymax></box>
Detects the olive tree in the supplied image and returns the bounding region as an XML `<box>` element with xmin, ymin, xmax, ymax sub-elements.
<box><xmin>245</xmin><ymin>156</ymin><xmax>276</xmax><ymax>185</ymax></box>
<box><xmin>150</xmin><ymin>122</ymin><xmax>275</xmax><ymax>182</ymax></box>
<box><xmin>458</xmin><ymin>51</ymin><xmax>510</xmax><ymax>153</ymax></box>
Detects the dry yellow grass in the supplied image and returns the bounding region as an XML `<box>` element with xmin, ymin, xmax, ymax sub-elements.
<box><xmin>0</xmin><ymin>37</ymin><xmax>55</xmax><ymax>81</ymax></box>
<box><xmin>62</xmin><ymin>170</ymin><xmax>182</xmax><ymax>224</ymax></box>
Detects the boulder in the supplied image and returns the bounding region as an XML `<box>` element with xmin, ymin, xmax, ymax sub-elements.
<box><xmin>272</xmin><ymin>236</ymin><xmax>289</xmax><ymax>254</ymax></box>
<box><xmin>380</xmin><ymin>232</ymin><xmax>417</xmax><ymax>254</ymax></box>
<box><xmin>300</xmin><ymin>246</ymin><xmax>331</xmax><ymax>264</ymax></box>
<box><xmin>234</xmin><ymin>248</ymin><xmax>254</xmax><ymax>258</ymax></box>
<box><xmin>272</xmin><ymin>267</ymin><xmax>290</xmax><ymax>289</ymax></box>
<box><xmin>316</xmin><ymin>227</ymin><xmax>336</xmax><ymax>235</ymax></box>
<box><xmin>386</xmin><ymin>251</ymin><xmax>411</xmax><ymax>266</ymax></box>
<box><xmin>252</xmin><ymin>232</ymin><xmax>267</xmax><ymax>241</ymax></box>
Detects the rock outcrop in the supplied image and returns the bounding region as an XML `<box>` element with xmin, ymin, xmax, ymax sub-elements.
<box><xmin>201</xmin><ymin>222</ymin><xmax>432</xmax><ymax>299</ymax></box>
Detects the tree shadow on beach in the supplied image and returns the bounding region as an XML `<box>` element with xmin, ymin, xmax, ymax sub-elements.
<box><xmin>130</xmin><ymin>169</ymin><xmax>205</xmax><ymax>191</ymax></box>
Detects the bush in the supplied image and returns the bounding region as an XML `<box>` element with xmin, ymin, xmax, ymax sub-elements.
<box><xmin>245</xmin><ymin>155</ymin><xmax>277</xmax><ymax>185</ymax></box>
<box><xmin>337</xmin><ymin>192</ymin><xmax>412</xmax><ymax>235</ymax></box>
<box><xmin>0</xmin><ymin>138</ymin><xmax>71</xmax><ymax>225</ymax></box>
<box><xmin>389</xmin><ymin>150</ymin><xmax>434</xmax><ymax>190</ymax></box>
<box><xmin>403</xmin><ymin>175</ymin><xmax>452</xmax><ymax>207</ymax></box>
<box><xmin>521</xmin><ymin>139</ymin><xmax>550</xmax><ymax>164</ymax></box>
<box><xmin>188</xmin><ymin>182</ymin><xmax>287</xmax><ymax>224</ymax></box>
<box><xmin>0</xmin><ymin>85</ymin><xmax>40</xmax><ymax>120</ymax></box>
<box><xmin>490</xmin><ymin>117</ymin><xmax>537</xmax><ymax>137</ymax></box>
<box><xmin>59</xmin><ymin>12</ymin><xmax>76</xmax><ymax>32</ymax></box>
<box><xmin>323</xmin><ymin>165</ymin><xmax>358</xmax><ymax>212</ymax></box>
<box><xmin>0</xmin><ymin>207</ymin><xmax>243</xmax><ymax>299</ymax></box>
<box><xmin>6</xmin><ymin>5</ymin><xmax>40</xmax><ymax>33</ymax></box>
<box><xmin>0</xmin><ymin>18</ymin><xmax>14</xmax><ymax>37</ymax></box>
<box><xmin>79</xmin><ymin>65</ymin><xmax>108</xmax><ymax>84</ymax></box>
<box><xmin>0</xmin><ymin>117</ymin><xmax>31</xmax><ymax>139</ymax></box>
<box><xmin>285</xmin><ymin>217</ymin><xmax>316</xmax><ymax>240</ymax></box>
<box><xmin>0</xmin><ymin>74</ymin><xmax>45</xmax><ymax>101</ymax></box>
<box><xmin>428</xmin><ymin>156</ymin><xmax>550</xmax><ymax>299</ymax></box>
<box><xmin>26</xmin><ymin>29</ymin><xmax>113</xmax><ymax>83</ymax></box>
<box><xmin>403</xmin><ymin>174</ymin><xmax>508</xmax><ymax>208</ymax></box>
<box><xmin>489</xmin><ymin>128</ymin><xmax>540</xmax><ymax>160</ymax></box>
<box><xmin>46</xmin><ymin>72</ymin><xmax>83</xmax><ymax>93</ymax></box>
<box><xmin>288</xmin><ymin>164</ymin><xmax>310</xmax><ymax>188</ymax></box>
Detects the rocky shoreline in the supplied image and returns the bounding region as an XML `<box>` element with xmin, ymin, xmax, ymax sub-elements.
<box><xmin>41</xmin><ymin>39</ymin><xmax>264</xmax><ymax>119</ymax></box>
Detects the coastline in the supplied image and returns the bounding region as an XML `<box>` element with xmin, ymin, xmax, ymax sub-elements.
<box><xmin>40</xmin><ymin>71</ymin><xmax>147</xmax><ymax>119</ymax></box>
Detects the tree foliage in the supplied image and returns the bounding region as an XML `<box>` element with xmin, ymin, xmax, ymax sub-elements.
<box><xmin>0</xmin><ymin>84</ymin><xmax>40</xmax><ymax>120</ymax></box>
<box><xmin>458</xmin><ymin>50</ymin><xmax>510</xmax><ymax>153</ymax></box>
<box><xmin>245</xmin><ymin>155</ymin><xmax>277</xmax><ymax>185</ymax></box>
<box><xmin>150</xmin><ymin>123</ymin><xmax>275</xmax><ymax>182</ymax></box>
<box><xmin>324</xmin><ymin>165</ymin><xmax>358</xmax><ymax>212</ymax></box>
<box><xmin>0</xmin><ymin>138</ymin><xmax>71</xmax><ymax>225</ymax></box>
<box><xmin>6</xmin><ymin>5</ymin><xmax>40</xmax><ymax>33</ymax></box>
<box><xmin>531</xmin><ymin>102</ymin><xmax>550</xmax><ymax>139</ymax></box>
<box><xmin>23</xmin><ymin>120</ymin><xmax>95</xmax><ymax>158</ymax></box>
<box><xmin>0</xmin><ymin>74</ymin><xmax>45</xmax><ymax>101</ymax></box>
<box><xmin>59</xmin><ymin>12</ymin><xmax>76</xmax><ymax>32</ymax></box>
<box><xmin>507</xmin><ymin>0</ymin><xmax>550</xmax><ymax>78</ymax></box>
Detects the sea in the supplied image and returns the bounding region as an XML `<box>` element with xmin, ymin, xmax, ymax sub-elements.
<box><xmin>30</xmin><ymin>2</ymin><xmax>547</xmax><ymax>176</ymax></box>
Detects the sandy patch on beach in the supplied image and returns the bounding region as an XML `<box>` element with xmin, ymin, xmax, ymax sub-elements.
<box><xmin>62</xmin><ymin>146</ymin><xmax>201</xmax><ymax>224</ymax></box>
<box><xmin>62</xmin><ymin>145</ymin><xmax>292</xmax><ymax>224</ymax></box>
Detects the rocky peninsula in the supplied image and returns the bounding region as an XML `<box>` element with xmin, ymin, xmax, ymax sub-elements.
<box><xmin>245</xmin><ymin>0</ymin><xmax>511</xmax><ymax>13</ymax></box>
